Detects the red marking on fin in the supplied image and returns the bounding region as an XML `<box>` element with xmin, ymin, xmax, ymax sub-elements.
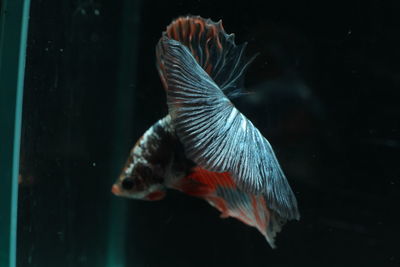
<box><xmin>169</xmin><ymin>167</ymin><xmax>285</xmax><ymax>247</ymax></box>
<box><xmin>173</xmin><ymin>178</ymin><xmax>213</xmax><ymax>197</ymax></box>
<box><xmin>251</xmin><ymin>195</ymin><xmax>263</xmax><ymax>229</ymax></box>
<box><xmin>164</xmin><ymin>16</ymin><xmax>226</xmax><ymax>75</ymax></box>
<box><xmin>172</xmin><ymin>168</ymin><xmax>234</xmax><ymax>196</ymax></box>
<box><xmin>206</xmin><ymin>195</ymin><xmax>230</xmax><ymax>217</ymax></box>
<box><xmin>157</xmin><ymin>15</ymin><xmax>245</xmax><ymax>91</ymax></box>
<box><xmin>187</xmin><ymin>167</ymin><xmax>235</xmax><ymax>190</ymax></box>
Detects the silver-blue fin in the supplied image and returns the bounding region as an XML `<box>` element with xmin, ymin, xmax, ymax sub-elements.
<box><xmin>157</xmin><ymin>37</ymin><xmax>299</xmax><ymax>220</ymax></box>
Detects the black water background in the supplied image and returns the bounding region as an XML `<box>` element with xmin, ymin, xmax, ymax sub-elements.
<box><xmin>18</xmin><ymin>0</ymin><xmax>400</xmax><ymax>266</ymax></box>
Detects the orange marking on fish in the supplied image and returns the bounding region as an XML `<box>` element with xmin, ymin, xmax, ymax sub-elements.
<box><xmin>177</xmin><ymin>20</ymin><xmax>184</xmax><ymax>41</ymax></box>
<box><xmin>111</xmin><ymin>184</ymin><xmax>121</xmax><ymax>195</ymax></box>
<box><xmin>197</xmin><ymin>21</ymin><xmax>204</xmax><ymax>44</ymax></box>
<box><xmin>173</xmin><ymin>168</ymin><xmax>236</xmax><ymax>217</ymax></box>
<box><xmin>170</xmin><ymin>24</ymin><xmax>177</xmax><ymax>40</ymax></box>
<box><xmin>173</xmin><ymin>178</ymin><xmax>213</xmax><ymax>197</ymax></box>
<box><xmin>189</xmin><ymin>20</ymin><xmax>196</xmax><ymax>41</ymax></box>
<box><xmin>237</xmin><ymin>208</ymin><xmax>254</xmax><ymax>227</ymax></box>
<box><xmin>197</xmin><ymin>19</ymin><xmax>205</xmax><ymax>35</ymax></box>
<box><xmin>204</xmin><ymin>38</ymin><xmax>211</xmax><ymax>70</ymax></box>
<box><xmin>188</xmin><ymin>167</ymin><xmax>235</xmax><ymax>190</ymax></box>
<box><xmin>251</xmin><ymin>195</ymin><xmax>265</xmax><ymax>231</ymax></box>
<box><xmin>258</xmin><ymin>196</ymin><xmax>270</xmax><ymax>234</ymax></box>
<box><xmin>205</xmin><ymin>64</ymin><xmax>212</xmax><ymax>74</ymax></box>
<box><xmin>181</xmin><ymin>20</ymin><xmax>188</xmax><ymax>40</ymax></box>
<box><xmin>146</xmin><ymin>191</ymin><xmax>166</xmax><ymax>201</ymax></box>
<box><xmin>206</xmin><ymin>195</ymin><xmax>229</xmax><ymax>215</ymax></box>
<box><xmin>164</xmin><ymin>16</ymin><xmax>226</xmax><ymax>70</ymax></box>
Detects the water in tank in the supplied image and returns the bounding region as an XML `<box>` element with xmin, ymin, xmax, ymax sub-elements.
<box><xmin>9</xmin><ymin>0</ymin><xmax>400</xmax><ymax>266</ymax></box>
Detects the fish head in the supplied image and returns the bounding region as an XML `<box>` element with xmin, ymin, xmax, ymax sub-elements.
<box><xmin>112</xmin><ymin>153</ymin><xmax>167</xmax><ymax>201</ymax></box>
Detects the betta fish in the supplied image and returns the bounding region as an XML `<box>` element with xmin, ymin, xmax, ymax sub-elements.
<box><xmin>112</xmin><ymin>15</ymin><xmax>299</xmax><ymax>248</ymax></box>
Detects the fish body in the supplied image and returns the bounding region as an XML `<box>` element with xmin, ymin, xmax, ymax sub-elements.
<box><xmin>112</xmin><ymin>16</ymin><xmax>299</xmax><ymax>248</ymax></box>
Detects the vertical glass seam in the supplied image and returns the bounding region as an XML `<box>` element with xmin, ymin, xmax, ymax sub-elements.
<box><xmin>0</xmin><ymin>0</ymin><xmax>31</xmax><ymax>266</ymax></box>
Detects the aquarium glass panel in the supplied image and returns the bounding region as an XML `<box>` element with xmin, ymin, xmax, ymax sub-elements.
<box><xmin>16</xmin><ymin>1</ymin><xmax>400</xmax><ymax>267</ymax></box>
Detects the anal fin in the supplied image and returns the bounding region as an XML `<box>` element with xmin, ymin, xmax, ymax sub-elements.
<box><xmin>170</xmin><ymin>167</ymin><xmax>284</xmax><ymax>248</ymax></box>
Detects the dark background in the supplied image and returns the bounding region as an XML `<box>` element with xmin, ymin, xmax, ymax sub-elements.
<box><xmin>18</xmin><ymin>0</ymin><xmax>400</xmax><ymax>266</ymax></box>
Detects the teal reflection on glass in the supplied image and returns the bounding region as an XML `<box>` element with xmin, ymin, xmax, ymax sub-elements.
<box><xmin>0</xmin><ymin>0</ymin><xmax>31</xmax><ymax>266</ymax></box>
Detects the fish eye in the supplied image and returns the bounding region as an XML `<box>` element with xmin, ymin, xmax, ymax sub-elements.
<box><xmin>121</xmin><ymin>178</ymin><xmax>135</xmax><ymax>190</ymax></box>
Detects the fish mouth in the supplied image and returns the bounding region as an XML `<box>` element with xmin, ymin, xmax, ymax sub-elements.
<box><xmin>111</xmin><ymin>184</ymin><xmax>122</xmax><ymax>196</ymax></box>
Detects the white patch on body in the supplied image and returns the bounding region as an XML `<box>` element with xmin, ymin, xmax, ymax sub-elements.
<box><xmin>125</xmin><ymin>162</ymin><xmax>135</xmax><ymax>175</ymax></box>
